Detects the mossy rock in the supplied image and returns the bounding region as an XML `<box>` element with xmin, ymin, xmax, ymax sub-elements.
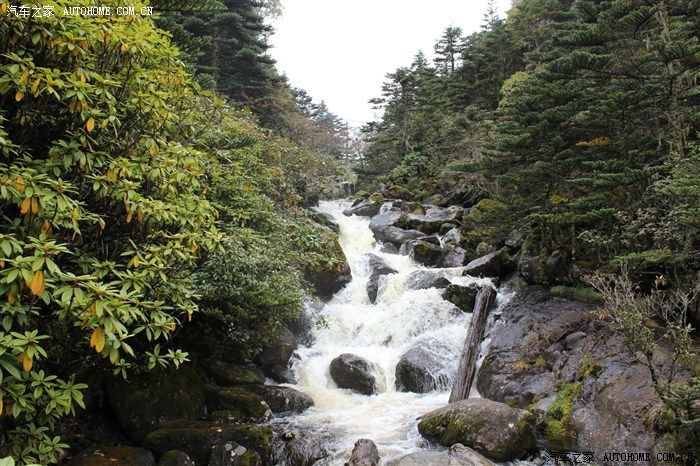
<box><xmin>418</xmin><ymin>398</ymin><xmax>537</xmax><ymax>462</ymax></box>
<box><xmin>106</xmin><ymin>365</ymin><xmax>206</xmax><ymax>443</ymax></box>
<box><xmin>156</xmin><ymin>450</ymin><xmax>194</xmax><ymax>466</ymax></box>
<box><xmin>369</xmin><ymin>192</ymin><xmax>384</xmax><ymax>204</ymax></box>
<box><xmin>384</xmin><ymin>185</ymin><xmax>415</xmax><ymax>200</ymax></box>
<box><xmin>205</xmin><ymin>386</ymin><xmax>272</xmax><ymax>423</ymax></box>
<box><xmin>143</xmin><ymin>420</ymin><xmax>273</xmax><ymax>466</ymax></box>
<box><xmin>355</xmin><ymin>190</ymin><xmax>370</xmax><ymax>198</ymax></box>
<box><xmin>200</xmin><ymin>359</ymin><xmax>265</xmax><ymax>386</ymax></box>
<box><xmin>68</xmin><ymin>445</ymin><xmax>155</xmax><ymax>466</ymax></box>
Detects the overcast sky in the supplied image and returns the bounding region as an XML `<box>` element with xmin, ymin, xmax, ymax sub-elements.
<box><xmin>268</xmin><ymin>0</ymin><xmax>514</xmax><ymax>128</ymax></box>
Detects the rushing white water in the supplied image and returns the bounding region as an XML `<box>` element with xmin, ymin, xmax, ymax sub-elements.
<box><xmin>277</xmin><ymin>199</ymin><xmax>500</xmax><ymax>465</ymax></box>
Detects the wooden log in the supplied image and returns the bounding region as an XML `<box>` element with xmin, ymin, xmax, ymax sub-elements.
<box><xmin>449</xmin><ymin>285</ymin><xmax>496</xmax><ymax>403</ymax></box>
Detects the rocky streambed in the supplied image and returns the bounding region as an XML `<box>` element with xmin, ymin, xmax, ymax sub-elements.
<box><xmin>61</xmin><ymin>194</ymin><xmax>677</xmax><ymax>466</ymax></box>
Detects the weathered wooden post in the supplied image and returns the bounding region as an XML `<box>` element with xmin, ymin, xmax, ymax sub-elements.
<box><xmin>449</xmin><ymin>285</ymin><xmax>496</xmax><ymax>403</ymax></box>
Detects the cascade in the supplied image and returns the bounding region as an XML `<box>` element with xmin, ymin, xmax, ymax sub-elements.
<box><xmin>273</xmin><ymin>200</ymin><xmax>511</xmax><ymax>464</ymax></box>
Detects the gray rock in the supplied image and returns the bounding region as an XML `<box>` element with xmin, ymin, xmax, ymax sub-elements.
<box><xmin>242</xmin><ymin>385</ymin><xmax>314</xmax><ymax>414</ymax></box>
<box><xmin>344</xmin><ymin>438</ymin><xmax>380</xmax><ymax>466</ymax></box>
<box><xmin>401</xmin><ymin>239</ymin><xmax>444</xmax><ymax>267</ymax></box>
<box><xmin>476</xmin><ymin>287</ymin><xmax>665</xmax><ymax>454</ymax></box>
<box><xmin>329</xmin><ymin>354</ymin><xmax>379</xmax><ymax>395</ymax></box>
<box><xmin>440</xmin><ymin>245</ymin><xmax>469</xmax><ymax>268</ymax></box>
<box><xmin>364</xmin><ymin>253</ymin><xmax>398</xmax><ymax>303</ymax></box>
<box><xmin>307</xmin><ymin>256</ymin><xmax>352</xmax><ymax>301</ymax></box>
<box><xmin>518</xmin><ymin>249</ymin><xmax>571</xmax><ymax>286</ymax></box>
<box><xmin>387</xmin><ymin>444</ymin><xmax>494</xmax><ymax>466</ymax></box>
<box><xmin>399</xmin><ymin>205</ymin><xmax>464</xmax><ymax>234</ymax></box>
<box><xmin>344</xmin><ymin>198</ymin><xmax>381</xmax><ymax>217</ymax></box>
<box><xmin>463</xmin><ymin>248</ymin><xmax>513</xmax><ymax>279</ymax></box>
<box><xmin>417</xmin><ymin>398</ymin><xmax>537</xmax><ymax>461</ymax></box>
<box><xmin>256</xmin><ymin>326</ymin><xmax>298</xmax><ymax>383</ymax></box>
<box><xmin>442</xmin><ymin>227</ymin><xmax>462</xmax><ymax>247</ymax></box>
<box><xmin>279</xmin><ymin>428</ymin><xmax>332</xmax><ymax>466</ymax></box>
<box><xmin>395</xmin><ymin>342</ymin><xmax>454</xmax><ymax>393</ymax></box>
<box><xmin>405</xmin><ymin>270</ymin><xmax>451</xmax><ymax>290</ymax></box>
<box><xmin>441</xmin><ymin>283</ymin><xmax>479</xmax><ymax>312</ymax></box>
<box><xmin>372</xmin><ymin>226</ymin><xmax>426</xmax><ymax>248</ymax></box>
<box><xmin>504</xmin><ymin>229</ymin><xmax>526</xmax><ymax>249</ymax></box>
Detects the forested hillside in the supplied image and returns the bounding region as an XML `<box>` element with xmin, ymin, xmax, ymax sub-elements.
<box><xmin>363</xmin><ymin>0</ymin><xmax>700</xmax><ymax>283</ymax></box>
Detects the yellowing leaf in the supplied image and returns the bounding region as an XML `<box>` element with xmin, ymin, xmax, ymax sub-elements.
<box><xmin>90</xmin><ymin>327</ymin><xmax>102</xmax><ymax>348</ymax></box>
<box><xmin>1</xmin><ymin>3</ymin><xmax>7</xmax><ymax>14</ymax></box>
<box><xmin>86</xmin><ymin>117</ymin><xmax>95</xmax><ymax>133</ymax></box>
<box><xmin>30</xmin><ymin>270</ymin><xmax>45</xmax><ymax>296</ymax></box>
<box><xmin>7</xmin><ymin>291</ymin><xmax>15</xmax><ymax>305</ymax></box>
<box><xmin>20</xmin><ymin>197</ymin><xmax>31</xmax><ymax>214</ymax></box>
<box><xmin>0</xmin><ymin>394</ymin><xmax>3</xmax><ymax>415</ymax></box>
<box><xmin>126</xmin><ymin>210</ymin><xmax>133</xmax><ymax>223</ymax></box>
<box><xmin>121</xmin><ymin>43</ymin><xmax>129</xmax><ymax>53</ymax></box>
<box><xmin>31</xmin><ymin>78</ymin><xmax>40</xmax><ymax>95</ymax></box>
<box><xmin>14</xmin><ymin>176</ymin><xmax>25</xmax><ymax>194</ymax></box>
<box><xmin>15</xmin><ymin>91</ymin><xmax>24</xmax><ymax>102</ymax></box>
<box><xmin>170</xmin><ymin>322</ymin><xmax>176</xmax><ymax>331</ymax></box>
<box><xmin>30</xmin><ymin>197</ymin><xmax>38</xmax><ymax>214</ymax></box>
<box><xmin>132</xmin><ymin>255</ymin><xmax>139</xmax><ymax>268</ymax></box>
<box><xmin>95</xmin><ymin>330</ymin><xmax>105</xmax><ymax>353</ymax></box>
<box><xmin>17</xmin><ymin>351</ymin><xmax>32</xmax><ymax>372</ymax></box>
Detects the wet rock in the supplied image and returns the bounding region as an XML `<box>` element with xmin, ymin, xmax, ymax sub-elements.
<box><xmin>278</xmin><ymin>428</ymin><xmax>332</xmax><ymax>466</ymax></box>
<box><xmin>329</xmin><ymin>354</ymin><xmax>379</xmax><ymax>395</ymax></box>
<box><xmin>463</xmin><ymin>248</ymin><xmax>513</xmax><ymax>279</ymax></box>
<box><xmin>405</xmin><ymin>270</ymin><xmax>451</xmax><ymax>290</ymax></box>
<box><xmin>395</xmin><ymin>341</ymin><xmax>454</xmax><ymax>393</ymax></box>
<box><xmin>143</xmin><ymin>420</ymin><xmax>273</xmax><ymax>466</ymax></box>
<box><xmin>255</xmin><ymin>326</ymin><xmax>298</xmax><ymax>383</ymax></box>
<box><xmin>399</xmin><ymin>205</ymin><xmax>464</xmax><ymax>234</ymax></box>
<box><xmin>344</xmin><ymin>198</ymin><xmax>382</xmax><ymax>217</ymax></box>
<box><xmin>312</xmin><ymin>211</ymin><xmax>340</xmax><ymax>233</ymax></box>
<box><xmin>345</xmin><ymin>438</ymin><xmax>380</xmax><ymax>466</ymax></box>
<box><xmin>68</xmin><ymin>445</ymin><xmax>155</xmax><ymax>466</ymax></box>
<box><xmin>106</xmin><ymin>365</ymin><xmax>206</xmax><ymax>443</ymax></box>
<box><xmin>200</xmin><ymin>359</ymin><xmax>265</xmax><ymax>387</ymax></box>
<box><xmin>156</xmin><ymin>451</ymin><xmax>195</xmax><ymax>466</ymax></box>
<box><xmin>380</xmin><ymin>242</ymin><xmax>399</xmax><ymax>254</ymax></box>
<box><xmin>369</xmin><ymin>207</ymin><xmax>404</xmax><ymax>231</ymax></box>
<box><xmin>439</xmin><ymin>245</ymin><xmax>469</xmax><ymax>268</ymax></box>
<box><xmin>387</xmin><ymin>444</ymin><xmax>494</xmax><ymax>466</ymax></box>
<box><xmin>241</xmin><ymin>385</ymin><xmax>314</xmax><ymax>415</ymax></box>
<box><xmin>475</xmin><ymin>287</ymin><xmax>666</xmax><ymax>454</ymax></box>
<box><xmin>208</xmin><ymin>441</ymin><xmax>260</xmax><ymax>466</ymax></box>
<box><xmin>372</xmin><ymin>226</ymin><xmax>426</xmax><ymax>248</ymax></box>
<box><xmin>441</xmin><ymin>283</ymin><xmax>479</xmax><ymax>312</ymax></box>
<box><xmin>401</xmin><ymin>239</ymin><xmax>444</xmax><ymax>267</ymax></box>
<box><xmin>504</xmin><ymin>229</ymin><xmax>526</xmax><ymax>250</ymax></box>
<box><xmin>417</xmin><ymin>398</ymin><xmax>537</xmax><ymax>461</ymax></box>
<box><xmin>442</xmin><ymin>228</ymin><xmax>462</xmax><ymax>247</ymax></box>
<box><xmin>383</xmin><ymin>185</ymin><xmax>415</xmax><ymax>201</ymax></box>
<box><xmin>307</xmin><ymin>253</ymin><xmax>352</xmax><ymax>301</ymax></box>
<box><xmin>365</xmin><ymin>253</ymin><xmax>398</xmax><ymax>303</ymax></box>
<box><xmin>205</xmin><ymin>386</ymin><xmax>272</xmax><ymax>423</ymax></box>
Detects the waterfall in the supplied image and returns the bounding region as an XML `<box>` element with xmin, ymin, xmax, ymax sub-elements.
<box><xmin>275</xmin><ymin>200</ymin><xmax>496</xmax><ymax>464</ymax></box>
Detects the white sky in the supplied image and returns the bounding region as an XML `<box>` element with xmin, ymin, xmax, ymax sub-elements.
<box><xmin>269</xmin><ymin>0</ymin><xmax>514</xmax><ymax>128</ymax></box>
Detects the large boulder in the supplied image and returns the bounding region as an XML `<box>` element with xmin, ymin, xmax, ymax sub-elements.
<box><xmin>242</xmin><ymin>385</ymin><xmax>314</xmax><ymax>415</ymax></box>
<box><xmin>401</xmin><ymin>239</ymin><xmax>444</xmax><ymax>267</ymax></box>
<box><xmin>143</xmin><ymin>420</ymin><xmax>273</xmax><ymax>466</ymax></box>
<box><xmin>106</xmin><ymin>365</ymin><xmax>206</xmax><ymax>443</ymax></box>
<box><xmin>344</xmin><ymin>197</ymin><xmax>382</xmax><ymax>217</ymax></box>
<box><xmin>277</xmin><ymin>428</ymin><xmax>333</xmax><ymax>466</ymax></box>
<box><xmin>329</xmin><ymin>354</ymin><xmax>379</xmax><ymax>395</ymax></box>
<box><xmin>205</xmin><ymin>386</ymin><xmax>272</xmax><ymax>423</ymax></box>
<box><xmin>476</xmin><ymin>287</ymin><xmax>665</xmax><ymax>453</ymax></box>
<box><xmin>440</xmin><ymin>245</ymin><xmax>469</xmax><ymax>268</ymax></box>
<box><xmin>387</xmin><ymin>444</ymin><xmax>494</xmax><ymax>466</ymax></box>
<box><xmin>395</xmin><ymin>340</ymin><xmax>455</xmax><ymax>393</ymax></box>
<box><xmin>405</xmin><ymin>270</ymin><xmax>451</xmax><ymax>291</ymax></box>
<box><xmin>441</xmin><ymin>283</ymin><xmax>479</xmax><ymax>312</ymax></box>
<box><xmin>345</xmin><ymin>438</ymin><xmax>380</xmax><ymax>466</ymax></box>
<box><xmin>307</xmin><ymin>254</ymin><xmax>353</xmax><ymax>301</ymax></box>
<box><xmin>200</xmin><ymin>359</ymin><xmax>265</xmax><ymax>387</ymax></box>
<box><xmin>417</xmin><ymin>398</ymin><xmax>537</xmax><ymax>462</ymax></box>
<box><xmin>68</xmin><ymin>445</ymin><xmax>156</xmax><ymax>466</ymax></box>
<box><xmin>462</xmin><ymin>248</ymin><xmax>513</xmax><ymax>279</ymax></box>
<box><xmin>364</xmin><ymin>253</ymin><xmax>398</xmax><ymax>303</ymax></box>
<box><xmin>255</xmin><ymin>326</ymin><xmax>298</xmax><ymax>383</ymax></box>
<box><xmin>398</xmin><ymin>205</ymin><xmax>464</xmax><ymax>234</ymax></box>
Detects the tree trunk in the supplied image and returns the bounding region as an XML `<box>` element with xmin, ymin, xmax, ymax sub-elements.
<box><xmin>449</xmin><ymin>286</ymin><xmax>496</xmax><ymax>403</ymax></box>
